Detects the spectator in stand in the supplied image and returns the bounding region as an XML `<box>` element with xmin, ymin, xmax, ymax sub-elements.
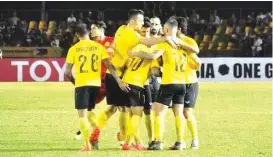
<box><xmin>40</xmin><ymin>29</ymin><xmax>50</xmax><ymax>46</ymax></box>
<box><xmin>183</xmin><ymin>10</ymin><xmax>190</xmax><ymax>22</ymax></box>
<box><xmin>105</xmin><ymin>20</ymin><xmax>116</xmax><ymax>36</ymax></box>
<box><xmin>263</xmin><ymin>34</ymin><xmax>272</xmax><ymax>56</ymax></box>
<box><xmin>9</xmin><ymin>12</ymin><xmax>20</xmax><ymax>26</ymax></box>
<box><xmin>78</xmin><ymin>12</ymin><xmax>84</xmax><ymax>23</ymax></box>
<box><xmin>190</xmin><ymin>10</ymin><xmax>200</xmax><ymax>24</ymax></box>
<box><xmin>251</xmin><ymin>34</ymin><xmax>263</xmax><ymax>57</ymax></box>
<box><xmin>227</xmin><ymin>13</ymin><xmax>237</xmax><ymax>27</ymax></box>
<box><xmin>28</xmin><ymin>27</ymin><xmax>41</xmax><ymax>46</ymax></box>
<box><xmin>85</xmin><ymin>11</ymin><xmax>94</xmax><ymax>27</ymax></box>
<box><xmin>67</xmin><ymin>12</ymin><xmax>77</xmax><ymax>26</ymax></box>
<box><xmin>10</xmin><ymin>21</ymin><xmax>25</xmax><ymax>46</ymax></box>
<box><xmin>0</xmin><ymin>22</ymin><xmax>5</xmax><ymax>46</ymax></box>
<box><xmin>97</xmin><ymin>11</ymin><xmax>104</xmax><ymax>21</ymax></box>
<box><xmin>256</xmin><ymin>12</ymin><xmax>266</xmax><ymax>25</ymax></box>
<box><xmin>4</xmin><ymin>26</ymin><xmax>12</xmax><ymax>46</ymax></box>
<box><xmin>210</xmin><ymin>10</ymin><xmax>220</xmax><ymax>25</ymax></box>
<box><xmin>59</xmin><ymin>28</ymin><xmax>74</xmax><ymax>57</ymax></box>
<box><xmin>51</xmin><ymin>35</ymin><xmax>60</xmax><ymax>48</ymax></box>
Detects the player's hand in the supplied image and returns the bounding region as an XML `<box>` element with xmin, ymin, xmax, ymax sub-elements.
<box><xmin>117</xmin><ymin>80</ymin><xmax>130</xmax><ymax>93</ymax></box>
<box><xmin>166</xmin><ymin>36</ymin><xmax>178</xmax><ymax>49</ymax></box>
<box><xmin>128</xmin><ymin>50</ymin><xmax>136</xmax><ymax>57</ymax></box>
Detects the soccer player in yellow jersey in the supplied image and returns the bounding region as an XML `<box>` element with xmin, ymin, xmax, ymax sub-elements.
<box><xmin>64</xmin><ymin>24</ymin><xmax>129</xmax><ymax>151</ymax></box>
<box><xmin>120</xmin><ymin>17</ymin><xmax>163</xmax><ymax>150</ymax></box>
<box><xmin>144</xmin><ymin>18</ymin><xmax>193</xmax><ymax>151</ymax></box>
<box><xmin>176</xmin><ymin>16</ymin><xmax>201</xmax><ymax>149</ymax></box>
<box><xmin>94</xmin><ymin>9</ymin><xmax>181</xmax><ymax>147</ymax></box>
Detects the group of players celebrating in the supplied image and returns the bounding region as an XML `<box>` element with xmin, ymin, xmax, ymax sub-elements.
<box><xmin>64</xmin><ymin>9</ymin><xmax>201</xmax><ymax>152</ymax></box>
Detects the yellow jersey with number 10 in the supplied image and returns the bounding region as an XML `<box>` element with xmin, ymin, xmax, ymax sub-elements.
<box><xmin>122</xmin><ymin>44</ymin><xmax>157</xmax><ymax>88</ymax></box>
<box><xmin>153</xmin><ymin>42</ymin><xmax>187</xmax><ymax>85</ymax></box>
<box><xmin>66</xmin><ymin>39</ymin><xmax>109</xmax><ymax>87</ymax></box>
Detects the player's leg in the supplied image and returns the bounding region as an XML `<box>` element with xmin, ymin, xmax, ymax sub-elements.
<box><xmin>143</xmin><ymin>85</ymin><xmax>154</xmax><ymax>144</ymax></box>
<box><xmin>75</xmin><ymin>86</ymin><xmax>92</xmax><ymax>151</ymax></box>
<box><xmin>123</xmin><ymin>85</ymin><xmax>145</xmax><ymax>150</ymax></box>
<box><xmin>148</xmin><ymin>85</ymin><xmax>172</xmax><ymax>150</ymax></box>
<box><xmin>184</xmin><ymin>83</ymin><xmax>199</xmax><ymax>149</ymax></box>
<box><xmin>169</xmin><ymin>84</ymin><xmax>187</xmax><ymax>150</ymax></box>
<box><xmin>75</xmin><ymin>83</ymin><xmax>107</xmax><ymax>140</ymax></box>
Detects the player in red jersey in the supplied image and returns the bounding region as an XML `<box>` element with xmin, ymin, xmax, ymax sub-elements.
<box><xmin>74</xmin><ymin>21</ymin><xmax>116</xmax><ymax>146</ymax></box>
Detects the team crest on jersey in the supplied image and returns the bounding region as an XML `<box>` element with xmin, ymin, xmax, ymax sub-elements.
<box><xmin>105</xmin><ymin>42</ymin><xmax>110</xmax><ymax>47</ymax></box>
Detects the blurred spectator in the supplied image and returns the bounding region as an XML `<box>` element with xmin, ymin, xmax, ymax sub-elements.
<box><xmin>251</xmin><ymin>34</ymin><xmax>263</xmax><ymax>57</ymax></box>
<box><xmin>263</xmin><ymin>34</ymin><xmax>272</xmax><ymax>56</ymax></box>
<box><xmin>40</xmin><ymin>29</ymin><xmax>50</xmax><ymax>46</ymax></box>
<box><xmin>256</xmin><ymin>12</ymin><xmax>265</xmax><ymax>25</ymax></box>
<box><xmin>105</xmin><ymin>20</ymin><xmax>116</xmax><ymax>36</ymax></box>
<box><xmin>59</xmin><ymin>28</ymin><xmax>73</xmax><ymax>57</ymax></box>
<box><xmin>10</xmin><ymin>23</ymin><xmax>25</xmax><ymax>46</ymax></box>
<box><xmin>190</xmin><ymin>10</ymin><xmax>200</xmax><ymax>24</ymax></box>
<box><xmin>227</xmin><ymin>13</ymin><xmax>237</xmax><ymax>27</ymax></box>
<box><xmin>210</xmin><ymin>10</ymin><xmax>220</xmax><ymax>25</ymax></box>
<box><xmin>51</xmin><ymin>35</ymin><xmax>60</xmax><ymax>47</ymax></box>
<box><xmin>9</xmin><ymin>12</ymin><xmax>20</xmax><ymax>26</ymax></box>
<box><xmin>97</xmin><ymin>11</ymin><xmax>104</xmax><ymax>21</ymax></box>
<box><xmin>78</xmin><ymin>12</ymin><xmax>84</xmax><ymax>22</ymax></box>
<box><xmin>183</xmin><ymin>10</ymin><xmax>190</xmax><ymax>22</ymax></box>
<box><xmin>0</xmin><ymin>22</ymin><xmax>5</xmax><ymax>46</ymax></box>
<box><xmin>67</xmin><ymin>13</ymin><xmax>76</xmax><ymax>26</ymax></box>
<box><xmin>85</xmin><ymin>11</ymin><xmax>94</xmax><ymax>27</ymax></box>
<box><xmin>28</xmin><ymin>27</ymin><xmax>41</xmax><ymax>46</ymax></box>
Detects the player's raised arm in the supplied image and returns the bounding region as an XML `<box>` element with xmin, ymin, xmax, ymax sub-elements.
<box><xmin>103</xmin><ymin>58</ymin><xmax>130</xmax><ymax>93</ymax></box>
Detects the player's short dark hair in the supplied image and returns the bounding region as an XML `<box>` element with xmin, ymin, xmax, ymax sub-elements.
<box><xmin>176</xmin><ymin>16</ymin><xmax>188</xmax><ymax>29</ymax></box>
<box><xmin>75</xmin><ymin>23</ymin><xmax>89</xmax><ymax>37</ymax></box>
<box><xmin>165</xmin><ymin>18</ymin><xmax>178</xmax><ymax>28</ymax></box>
<box><xmin>128</xmin><ymin>9</ymin><xmax>144</xmax><ymax>20</ymax></box>
<box><xmin>143</xmin><ymin>17</ymin><xmax>151</xmax><ymax>28</ymax></box>
<box><xmin>93</xmin><ymin>20</ymin><xmax>107</xmax><ymax>30</ymax></box>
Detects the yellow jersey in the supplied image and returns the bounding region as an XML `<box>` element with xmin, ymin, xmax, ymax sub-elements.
<box><xmin>153</xmin><ymin>42</ymin><xmax>188</xmax><ymax>85</ymax></box>
<box><xmin>179</xmin><ymin>35</ymin><xmax>199</xmax><ymax>84</ymax></box>
<box><xmin>122</xmin><ymin>44</ymin><xmax>157</xmax><ymax>88</ymax></box>
<box><xmin>66</xmin><ymin>39</ymin><xmax>109</xmax><ymax>87</ymax></box>
<box><xmin>108</xmin><ymin>25</ymin><xmax>142</xmax><ymax>76</ymax></box>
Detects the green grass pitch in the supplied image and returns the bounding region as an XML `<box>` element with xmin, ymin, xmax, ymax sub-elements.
<box><xmin>0</xmin><ymin>82</ymin><xmax>271</xmax><ymax>157</ymax></box>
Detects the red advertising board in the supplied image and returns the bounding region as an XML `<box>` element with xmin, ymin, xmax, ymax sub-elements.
<box><xmin>0</xmin><ymin>58</ymin><xmax>68</xmax><ymax>82</ymax></box>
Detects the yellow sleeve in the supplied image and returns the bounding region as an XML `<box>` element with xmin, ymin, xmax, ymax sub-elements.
<box><xmin>101</xmin><ymin>46</ymin><xmax>109</xmax><ymax>60</ymax></box>
<box><xmin>66</xmin><ymin>47</ymin><xmax>74</xmax><ymax>64</ymax></box>
<box><xmin>126</xmin><ymin>30</ymin><xmax>142</xmax><ymax>47</ymax></box>
<box><xmin>185</xmin><ymin>37</ymin><xmax>198</xmax><ymax>49</ymax></box>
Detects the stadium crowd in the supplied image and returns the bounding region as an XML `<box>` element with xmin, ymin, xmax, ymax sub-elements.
<box><xmin>0</xmin><ymin>9</ymin><xmax>272</xmax><ymax>57</ymax></box>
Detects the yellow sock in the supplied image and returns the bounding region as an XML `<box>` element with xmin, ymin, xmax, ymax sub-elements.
<box><xmin>119</xmin><ymin>112</ymin><xmax>129</xmax><ymax>141</ymax></box>
<box><xmin>79</xmin><ymin>117</ymin><xmax>91</xmax><ymax>146</ymax></box>
<box><xmin>175</xmin><ymin>116</ymin><xmax>186</xmax><ymax>142</ymax></box>
<box><xmin>127</xmin><ymin>115</ymin><xmax>141</xmax><ymax>145</ymax></box>
<box><xmin>97</xmin><ymin>111</ymin><xmax>108</xmax><ymax>129</ymax></box>
<box><xmin>151</xmin><ymin>110</ymin><xmax>157</xmax><ymax>141</ymax></box>
<box><xmin>134</xmin><ymin>129</ymin><xmax>141</xmax><ymax>144</ymax></box>
<box><xmin>87</xmin><ymin>111</ymin><xmax>97</xmax><ymax>128</ymax></box>
<box><xmin>187</xmin><ymin>118</ymin><xmax>198</xmax><ymax>139</ymax></box>
<box><xmin>145</xmin><ymin>114</ymin><xmax>154</xmax><ymax>143</ymax></box>
<box><xmin>154</xmin><ymin>116</ymin><xmax>162</xmax><ymax>141</ymax></box>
